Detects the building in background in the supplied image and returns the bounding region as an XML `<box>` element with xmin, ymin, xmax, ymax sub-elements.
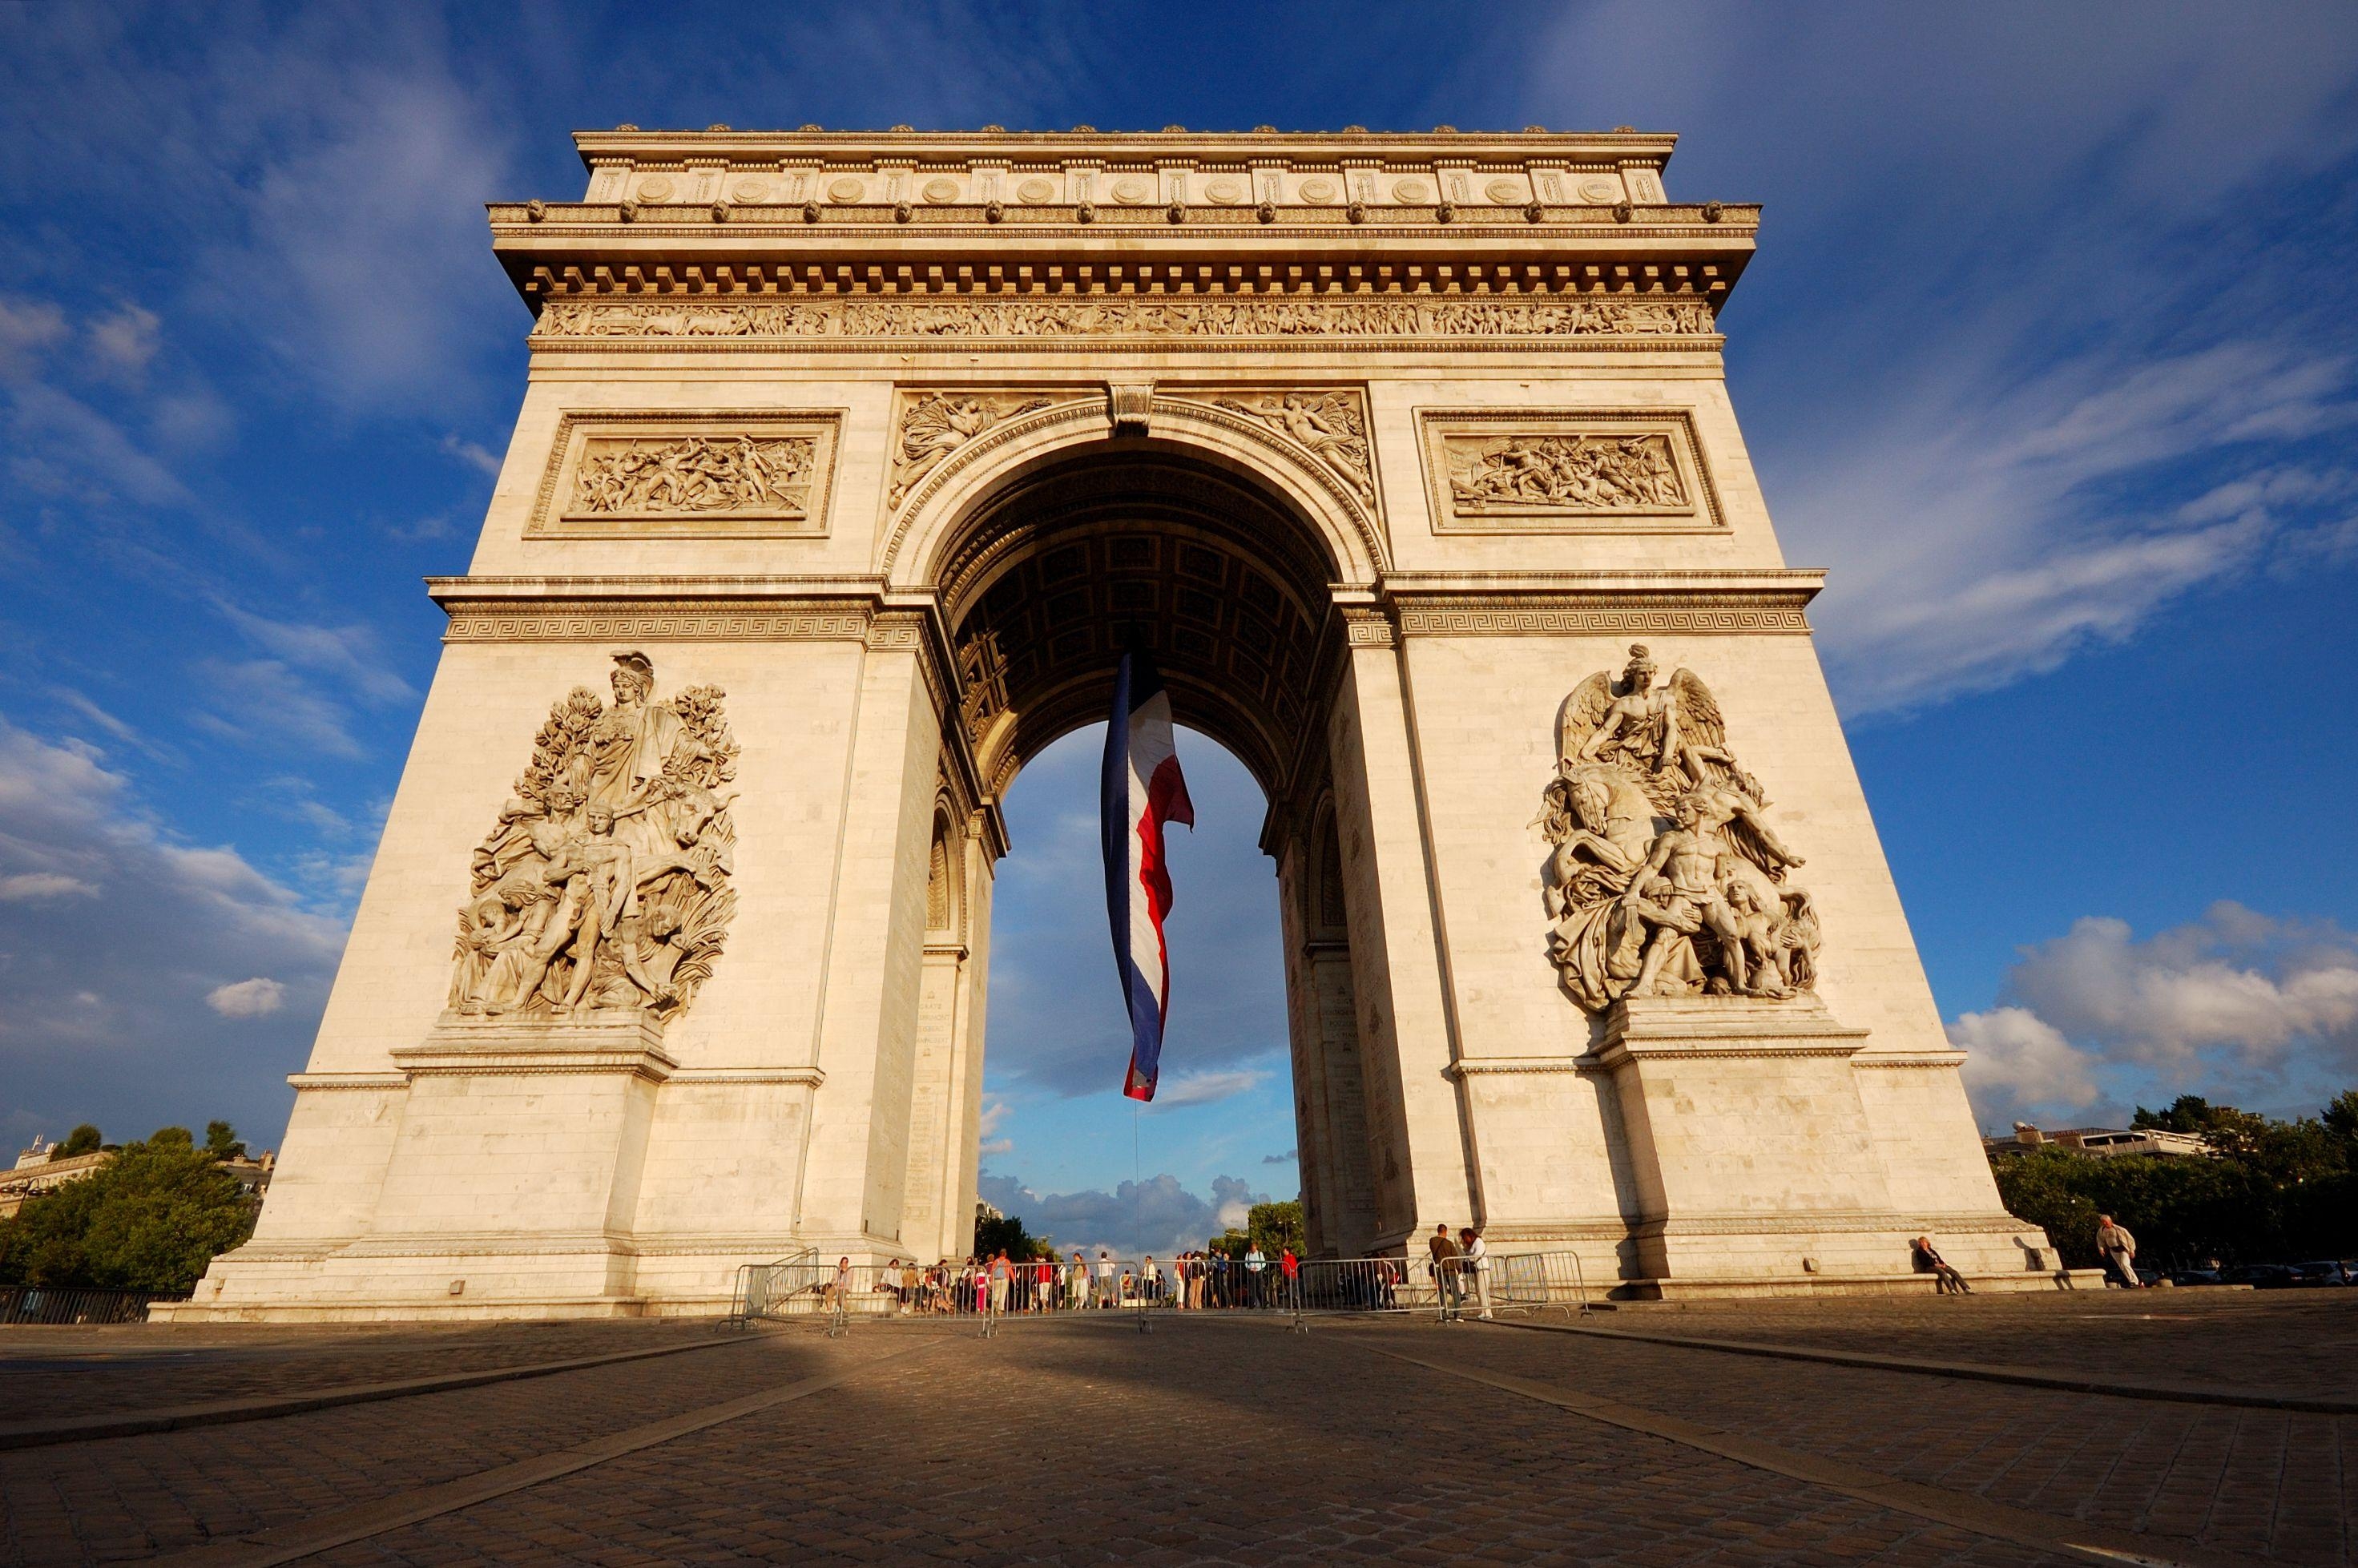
<box><xmin>0</xmin><ymin>1140</ymin><xmax>114</xmax><ymax>1219</ymax></box>
<box><xmin>1984</xmin><ymin>1123</ymin><xmax>2213</xmax><ymax>1159</ymax></box>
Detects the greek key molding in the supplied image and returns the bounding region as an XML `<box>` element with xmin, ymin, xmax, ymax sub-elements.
<box><xmin>441</xmin><ymin>600</ymin><xmax>876</xmax><ymax>643</ymax></box>
<box><xmin>1393</xmin><ymin>596</ymin><xmax>1813</xmax><ymax>637</ymax></box>
<box><xmin>1340</xmin><ymin>608</ymin><xmax>1399</xmax><ymax>649</ymax></box>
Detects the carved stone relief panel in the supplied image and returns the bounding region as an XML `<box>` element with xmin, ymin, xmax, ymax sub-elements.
<box><xmin>447</xmin><ymin>652</ymin><xmax>740</xmax><ymax>1027</ymax></box>
<box><xmin>1534</xmin><ymin>647</ymin><xmax>1819</xmax><ymax>1014</ymax></box>
<box><xmin>1416</xmin><ymin>409</ymin><xmax>1723</xmax><ymax>534</ymax></box>
<box><xmin>529</xmin><ymin>410</ymin><xmax>842</xmax><ymax>538</ymax></box>
<box><xmin>887</xmin><ymin>389</ymin><xmax>1063</xmax><ymax>511</ymax></box>
<box><xmin>1201</xmin><ymin>389</ymin><xmax>1378</xmax><ymax>512</ymax></box>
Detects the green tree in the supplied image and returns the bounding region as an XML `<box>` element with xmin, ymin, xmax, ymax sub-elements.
<box><xmin>50</xmin><ymin>1124</ymin><xmax>102</xmax><ymax>1160</ymax></box>
<box><xmin>1247</xmin><ymin>1199</ymin><xmax>1305</xmax><ymax>1256</ymax></box>
<box><xmin>204</xmin><ymin>1121</ymin><xmax>247</xmax><ymax>1160</ymax></box>
<box><xmin>0</xmin><ymin>1131</ymin><xmax>257</xmax><ymax>1292</ymax></box>
<box><xmin>972</xmin><ymin>1210</ymin><xmax>1056</xmax><ymax>1260</ymax></box>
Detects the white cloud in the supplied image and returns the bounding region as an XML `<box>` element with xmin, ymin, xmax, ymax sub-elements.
<box><xmin>977</xmin><ymin>1171</ymin><xmax>1269</xmax><ymax>1260</ymax></box>
<box><xmin>1150</xmin><ymin>1070</ymin><xmax>1270</xmax><ymax>1109</ymax></box>
<box><xmin>1953</xmin><ymin>904</ymin><xmax>2358</xmax><ymax>1128</ymax></box>
<box><xmin>0</xmin><ymin>713</ymin><xmax>346</xmax><ymax>1135</ymax></box>
<box><xmin>0</xmin><ymin>295</ymin><xmax>68</xmax><ymax>376</ymax></box>
<box><xmin>206</xmin><ymin>977</ymin><xmax>286</xmax><ymax>1017</ymax></box>
<box><xmin>1949</xmin><ymin>1006</ymin><xmax>2101</xmax><ymax>1124</ymax></box>
<box><xmin>438</xmin><ymin>432</ymin><xmax>500</xmax><ymax>478</ymax></box>
<box><xmin>0</xmin><ymin>873</ymin><xmax>99</xmax><ymax>901</ymax></box>
<box><xmin>2008</xmin><ymin>906</ymin><xmax>2358</xmax><ymax>1078</ymax></box>
<box><xmin>87</xmin><ymin>302</ymin><xmax>160</xmax><ymax>381</ymax></box>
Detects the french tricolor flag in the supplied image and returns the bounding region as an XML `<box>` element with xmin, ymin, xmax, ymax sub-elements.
<box><xmin>1102</xmin><ymin>648</ymin><xmax>1195</xmax><ymax>1102</ymax></box>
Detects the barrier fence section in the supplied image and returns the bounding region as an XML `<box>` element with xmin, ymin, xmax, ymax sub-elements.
<box><xmin>0</xmin><ymin>1286</ymin><xmax>179</xmax><ymax>1325</ymax></box>
<box><xmin>724</xmin><ymin>1252</ymin><xmax>1590</xmax><ymax>1328</ymax></box>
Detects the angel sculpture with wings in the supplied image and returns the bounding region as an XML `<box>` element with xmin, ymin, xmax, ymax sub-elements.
<box><xmin>1537</xmin><ymin>646</ymin><xmax>1820</xmax><ymax>1011</ymax></box>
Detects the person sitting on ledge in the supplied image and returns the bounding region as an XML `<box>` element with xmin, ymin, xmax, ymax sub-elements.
<box><xmin>1912</xmin><ymin>1235</ymin><xmax>1972</xmax><ymax>1295</ymax></box>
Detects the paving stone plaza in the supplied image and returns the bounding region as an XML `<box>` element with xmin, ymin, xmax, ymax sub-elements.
<box><xmin>4</xmin><ymin>1292</ymin><xmax>2352</xmax><ymax>1566</ymax></box>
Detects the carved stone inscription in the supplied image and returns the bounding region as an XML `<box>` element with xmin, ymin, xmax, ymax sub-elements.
<box><xmin>1534</xmin><ymin>645</ymin><xmax>1819</xmax><ymax>1013</ymax></box>
<box><xmin>531</xmin><ymin>412</ymin><xmax>840</xmax><ymax>537</ymax></box>
<box><xmin>537</xmin><ymin>295</ymin><xmax>1713</xmax><ymax>343</ymax></box>
<box><xmin>448</xmin><ymin>653</ymin><xmax>740</xmax><ymax>1025</ymax></box>
<box><xmin>1420</xmin><ymin>411</ymin><xmax>1719</xmax><ymax>532</ymax></box>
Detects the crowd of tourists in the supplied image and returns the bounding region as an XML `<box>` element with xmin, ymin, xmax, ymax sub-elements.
<box><xmin>819</xmin><ymin>1224</ymin><xmax>1506</xmax><ymax>1317</ymax></box>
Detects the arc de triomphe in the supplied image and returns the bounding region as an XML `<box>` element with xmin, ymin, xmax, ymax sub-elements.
<box><xmin>170</xmin><ymin>126</ymin><xmax>2050</xmax><ymax>1320</ymax></box>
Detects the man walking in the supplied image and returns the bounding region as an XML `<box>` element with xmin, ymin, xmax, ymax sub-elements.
<box><xmin>2095</xmin><ymin>1215</ymin><xmax>2141</xmax><ymax>1288</ymax></box>
<box><xmin>1429</xmin><ymin>1222</ymin><xmax>1464</xmax><ymax>1320</ymax></box>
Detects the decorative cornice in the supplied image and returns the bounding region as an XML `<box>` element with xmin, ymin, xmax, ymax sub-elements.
<box><xmin>1394</xmin><ymin>599</ymin><xmax>1812</xmax><ymax>637</ymax></box>
<box><xmin>1849</xmin><ymin>1051</ymin><xmax>1970</xmax><ymax>1070</ymax></box>
<box><xmin>286</xmin><ymin>1072</ymin><xmax>410</xmax><ymax>1092</ymax></box>
<box><xmin>1446</xmin><ymin>1055</ymin><xmax>1588</xmax><ymax>1078</ymax></box>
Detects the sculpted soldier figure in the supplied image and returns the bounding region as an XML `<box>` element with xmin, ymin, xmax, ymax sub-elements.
<box><xmin>1622</xmin><ymin>793</ymin><xmax>1749</xmax><ymax>997</ymax></box>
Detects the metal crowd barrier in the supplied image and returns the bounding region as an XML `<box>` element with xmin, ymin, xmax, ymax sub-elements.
<box><xmin>0</xmin><ymin>1286</ymin><xmax>179</xmax><ymax>1325</ymax></box>
<box><xmin>727</xmin><ymin>1251</ymin><xmax>1591</xmax><ymax>1332</ymax></box>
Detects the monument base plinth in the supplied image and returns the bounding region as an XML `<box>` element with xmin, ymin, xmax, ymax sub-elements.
<box><xmin>1585</xmin><ymin>995</ymin><xmax>2055</xmax><ymax>1296</ymax></box>
<box><xmin>162</xmin><ymin>1011</ymin><xmax>757</xmax><ymax>1323</ymax></box>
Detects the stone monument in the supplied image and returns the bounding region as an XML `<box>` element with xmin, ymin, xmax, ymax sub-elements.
<box><xmin>163</xmin><ymin>125</ymin><xmax>2054</xmax><ymax>1320</ymax></box>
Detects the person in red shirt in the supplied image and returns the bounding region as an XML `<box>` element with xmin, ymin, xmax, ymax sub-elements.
<box><xmin>1279</xmin><ymin>1247</ymin><xmax>1301</xmax><ymax>1310</ymax></box>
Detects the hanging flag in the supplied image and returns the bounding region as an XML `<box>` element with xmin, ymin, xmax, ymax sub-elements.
<box><xmin>1101</xmin><ymin>648</ymin><xmax>1195</xmax><ymax>1102</ymax></box>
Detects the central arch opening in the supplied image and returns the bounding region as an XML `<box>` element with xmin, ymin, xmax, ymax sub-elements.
<box><xmin>921</xmin><ymin>438</ymin><xmax>1386</xmax><ymax>1260</ymax></box>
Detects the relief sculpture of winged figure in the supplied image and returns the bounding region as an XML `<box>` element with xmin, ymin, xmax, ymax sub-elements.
<box><xmin>1537</xmin><ymin>645</ymin><xmax>1820</xmax><ymax>1014</ymax></box>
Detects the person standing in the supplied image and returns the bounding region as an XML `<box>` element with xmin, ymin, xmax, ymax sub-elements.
<box><xmin>1069</xmin><ymin>1249</ymin><xmax>1090</xmax><ymax>1309</ymax></box>
<box><xmin>2095</xmin><ymin>1215</ymin><xmax>2142</xmax><ymax>1288</ymax></box>
<box><xmin>1243</xmin><ymin>1244</ymin><xmax>1268</xmax><ymax>1308</ymax></box>
<box><xmin>1460</xmin><ymin>1227</ymin><xmax>1493</xmax><ymax>1320</ymax></box>
<box><xmin>1097</xmin><ymin>1249</ymin><xmax>1117</xmax><ymax>1308</ymax></box>
<box><xmin>1279</xmin><ymin>1247</ymin><xmax>1301</xmax><ymax>1310</ymax></box>
<box><xmin>1429</xmin><ymin>1223</ymin><xmax>1464</xmax><ymax>1320</ymax></box>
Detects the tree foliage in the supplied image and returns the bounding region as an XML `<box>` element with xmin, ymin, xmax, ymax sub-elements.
<box><xmin>1247</xmin><ymin>1200</ymin><xmax>1305</xmax><ymax>1256</ymax></box>
<box><xmin>204</xmin><ymin>1121</ymin><xmax>248</xmax><ymax>1160</ymax></box>
<box><xmin>0</xmin><ymin>1130</ymin><xmax>259</xmax><ymax>1293</ymax></box>
<box><xmin>1995</xmin><ymin>1090</ymin><xmax>2358</xmax><ymax>1268</ymax></box>
<box><xmin>50</xmin><ymin>1124</ymin><xmax>103</xmax><ymax>1159</ymax></box>
<box><xmin>971</xmin><ymin>1210</ymin><xmax>1057</xmax><ymax>1260</ymax></box>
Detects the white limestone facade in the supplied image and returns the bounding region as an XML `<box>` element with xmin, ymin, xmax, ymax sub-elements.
<box><xmin>165</xmin><ymin>126</ymin><xmax>2055</xmax><ymax>1321</ymax></box>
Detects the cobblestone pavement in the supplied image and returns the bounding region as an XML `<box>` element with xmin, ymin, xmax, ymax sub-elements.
<box><xmin>0</xmin><ymin>1323</ymin><xmax>720</xmax><ymax>1423</ymax></box>
<box><xmin>1597</xmin><ymin>1289</ymin><xmax>2358</xmax><ymax>1397</ymax></box>
<box><xmin>1389</xmin><ymin>1316</ymin><xmax>2355</xmax><ymax>1567</ymax></box>
<box><xmin>0</xmin><ymin>1294</ymin><xmax>2348</xmax><ymax>1567</ymax></box>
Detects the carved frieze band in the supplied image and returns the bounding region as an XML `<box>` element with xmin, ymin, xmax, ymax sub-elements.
<box><xmin>534</xmin><ymin>296</ymin><xmax>1714</xmax><ymax>347</ymax></box>
<box><xmin>529</xmin><ymin>410</ymin><xmax>844</xmax><ymax>538</ymax></box>
<box><xmin>442</xmin><ymin>600</ymin><xmax>876</xmax><ymax>643</ymax></box>
<box><xmin>1417</xmin><ymin>409</ymin><xmax>1723</xmax><ymax>534</ymax></box>
<box><xmin>1392</xmin><ymin>596</ymin><xmax>1812</xmax><ymax>636</ymax></box>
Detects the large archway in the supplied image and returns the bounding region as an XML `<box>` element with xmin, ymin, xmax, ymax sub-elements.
<box><xmin>915</xmin><ymin>437</ymin><xmax>1390</xmax><ymax>1258</ymax></box>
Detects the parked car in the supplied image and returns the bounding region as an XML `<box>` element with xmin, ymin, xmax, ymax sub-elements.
<box><xmin>2287</xmin><ymin>1260</ymin><xmax>2354</xmax><ymax>1287</ymax></box>
<box><xmin>2164</xmin><ymin>1268</ymin><xmax>2223</xmax><ymax>1287</ymax></box>
<box><xmin>2220</xmin><ymin>1264</ymin><xmax>2300</xmax><ymax>1288</ymax></box>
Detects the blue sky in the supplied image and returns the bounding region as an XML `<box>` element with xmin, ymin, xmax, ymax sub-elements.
<box><xmin>3</xmin><ymin>5</ymin><xmax>2356</xmax><ymax>1255</ymax></box>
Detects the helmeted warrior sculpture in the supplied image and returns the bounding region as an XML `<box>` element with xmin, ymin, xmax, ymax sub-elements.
<box><xmin>1536</xmin><ymin>646</ymin><xmax>1820</xmax><ymax>1011</ymax></box>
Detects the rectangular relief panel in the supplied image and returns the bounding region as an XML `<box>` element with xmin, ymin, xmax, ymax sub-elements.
<box><xmin>1416</xmin><ymin>408</ymin><xmax>1723</xmax><ymax>534</ymax></box>
<box><xmin>528</xmin><ymin>410</ymin><xmax>844</xmax><ymax>538</ymax></box>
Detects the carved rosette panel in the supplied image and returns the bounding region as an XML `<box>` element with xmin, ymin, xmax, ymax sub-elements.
<box><xmin>530</xmin><ymin>411</ymin><xmax>841</xmax><ymax>537</ymax></box>
<box><xmin>1418</xmin><ymin>410</ymin><xmax>1721</xmax><ymax>533</ymax></box>
<box><xmin>1535</xmin><ymin>646</ymin><xmax>1819</xmax><ymax>1014</ymax></box>
<box><xmin>887</xmin><ymin>390</ymin><xmax>1058</xmax><ymax>510</ymax></box>
<box><xmin>447</xmin><ymin>653</ymin><xmax>740</xmax><ymax>1027</ymax></box>
<box><xmin>534</xmin><ymin>296</ymin><xmax>1714</xmax><ymax>344</ymax></box>
<box><xmin>1208</xmin><ymin>390</ymin><xmax>1377</xmax><ymax>509</ymax></box>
